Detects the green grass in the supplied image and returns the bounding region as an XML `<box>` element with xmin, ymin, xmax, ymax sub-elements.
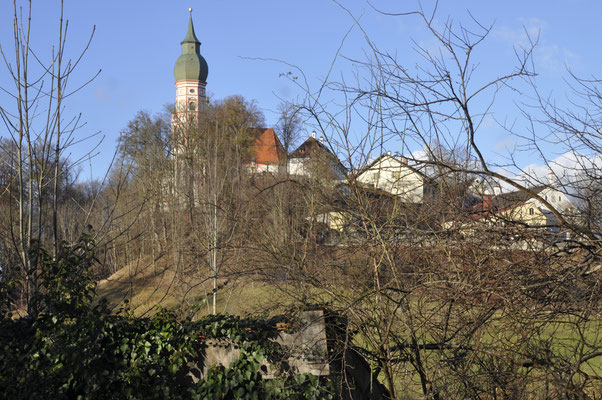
<box><xmin>349</xmin><ymin>307</ymin><xmax>602</xmax><ymax>398</ymax></box>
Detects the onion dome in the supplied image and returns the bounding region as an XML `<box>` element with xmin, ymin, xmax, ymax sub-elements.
<box><xmin>174</xmin><ymin>12</ymin><xmax>208</xmax><ymax>82</ymax></box>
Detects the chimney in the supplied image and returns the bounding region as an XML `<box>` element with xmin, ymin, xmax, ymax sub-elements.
<box><xmin>319</xmin><ymin>136</ymin><xmax>324</xmax><ymax>144</ymax></box>
<box><xmin>311</xmin><ymin>131</ymin><xmax>316</xmax><ymax>138</ymax></box>
<box><xmin>402</xmin><ymin>156</ymin><xmax>408</xmax><ymax>165</ymax></box>
<box><xmin>483</xmin><ymin>194</ymin><xmax>493</xmax><ymax>211</ymax></box>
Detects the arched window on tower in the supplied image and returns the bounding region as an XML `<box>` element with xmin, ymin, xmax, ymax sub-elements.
<box><xmin>189</xmin><ymin>101</ymin><xmax>196</xmax><ymax>111</ymax></box>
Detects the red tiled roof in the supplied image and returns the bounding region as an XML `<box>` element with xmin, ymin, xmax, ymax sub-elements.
<box><xmin>248</xmin><ymin>128</ymin><xmax>285</xmax><ymax>165</ymax></box>
<box><xmin>470</xmin><ymin>186</ymin><xmax>548</xmax><ymax>220</ymax></box>
<box><xmin>470</xmin><ymin>200</ymin><xmax>526</xmax><ymax>220</ymax></box>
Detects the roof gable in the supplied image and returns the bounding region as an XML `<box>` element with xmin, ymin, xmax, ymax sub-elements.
<box><xmin>289</xmin><ymin>136</ymin><xmax>345</xmax><ymax>171</ymax></box>
<box><xmin>249</xmin><ymin>128</ymin><xmax>285</xmax><ymax>165</ymax></box>
<box><xmin>357</xmin><ymin>154</ymin><xmax>429</xmax><ymax>181</ymax></box>
<box><xmin>491</xmin><ymin>185</ymin><xmax>547</xmax><ymax>209</ymax></box>
<box><xmin>290</xmin><ymin>137</ymin><xmax>331</xmax><ymax>158</ymax></box>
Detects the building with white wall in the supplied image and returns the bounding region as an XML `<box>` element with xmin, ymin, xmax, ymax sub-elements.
<box><xmin>355</xmin><ymin>154</ymin><xmax>436</xmax><ymax>203</ymax></box>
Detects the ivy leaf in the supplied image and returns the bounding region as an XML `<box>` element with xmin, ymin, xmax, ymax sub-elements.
<box><xmin>169</xmin><ymin>363</ymin><xmax>178</xmax><ymax>374</ymax></box>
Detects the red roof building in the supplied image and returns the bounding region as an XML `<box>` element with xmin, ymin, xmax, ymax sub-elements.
<box><xmin>247</xmin><ymin>128</ymin><xmax>286</xmax><ymax>173</ymax></box>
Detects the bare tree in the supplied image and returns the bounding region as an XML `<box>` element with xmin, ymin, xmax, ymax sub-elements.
<box><xmin>275</xmin><ymin>100</ymin><xmax>303</xmax><ymax>160</ymax></box>
<box><xmin>172</xmin><ymin>95</ymin><xmax>263</xmax><ymax>314</ymax></box>
<box><xmin>254</xmin><ymin>2</ymin><xmax>602</xmax><ymax>398</ymax></box>
<box><xmin>0</xmin><ymin>0</ymin><xmax>99</xmax><ymax>315</ymax></box>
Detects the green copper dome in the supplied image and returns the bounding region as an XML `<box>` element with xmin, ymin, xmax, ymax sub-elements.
<box><xmin>174</xmin><ymin>14</ymin><xmax>208</xmax><ymax>82</ymax></box>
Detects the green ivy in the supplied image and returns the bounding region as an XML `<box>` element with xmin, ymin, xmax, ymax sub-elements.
<box><xmin>0</xmin><ymin>239</ymin><xmax>336</xmax><ymax>399</ymax></box>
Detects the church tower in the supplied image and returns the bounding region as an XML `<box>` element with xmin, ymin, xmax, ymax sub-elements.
<box><xmin>172</xmin><ymin>10</ymin><xmax>209</xmax><ymax>202</ymax></box>
<box><xmin>173</xmin><ymin>9</ymin><xmax>208</xmax><ymax>124</ymax></box>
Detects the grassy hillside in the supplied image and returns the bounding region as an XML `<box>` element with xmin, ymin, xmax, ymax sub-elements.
<box><xmin>96</xmin><ymin>255</ymin><xmax>291</xmax><ymax>317</ymax></box>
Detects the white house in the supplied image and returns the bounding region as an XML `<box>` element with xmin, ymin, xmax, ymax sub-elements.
<box><xmin>355</xmin><ymin>154</ymin><xmax>436</xmax><ymax>203</ymax></box>
<box><xmin>531</xmin><ymin>186</ymin><xmax>577</xmax><ymax>215</ymax></box>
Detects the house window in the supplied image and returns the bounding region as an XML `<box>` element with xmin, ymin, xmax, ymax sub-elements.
<box><xmin>391</xmin><ymin>171</ymin><xmax>401</xmax><ymax>179</ymax></box>
<box><xmin>372</xmin><ymin>172</ymin><xmax>378</xmax><ymax>182</ymax></box>
<box><xmin>189</xmin><ymin>101</ymin><xmax>196</xmax><ymax>111</ymax></box>
<box><xmin>558</xmin><ymin>196</ymin><xmax>561</xmax><ymax>201</ymax></box>
<box><xmin>529</xmin><ymin>208</ymin><xmax>534</xmax><ymax>215</ymax></box>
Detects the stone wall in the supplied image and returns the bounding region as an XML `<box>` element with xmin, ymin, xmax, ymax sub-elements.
<box><xmin>189</xmin><ymin>309</ymin><xmax>389</xmax><ymax>399</ymax></box>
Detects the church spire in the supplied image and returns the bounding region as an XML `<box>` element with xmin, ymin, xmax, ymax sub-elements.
<box><xmin>174</xmin><ymin>9</ymin><xmax>208</xmax><ymax>83</ymax></box>
<box><xmin>181</xmin><ymin>9</ymin><xmax>200</xmax><ymax>45</ymax></box>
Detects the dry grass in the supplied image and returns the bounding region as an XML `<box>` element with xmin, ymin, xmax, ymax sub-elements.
<box><xmin>95</xmin><ymin>255</ymin><xmax>292</xmax><ymax>318</ymax></box>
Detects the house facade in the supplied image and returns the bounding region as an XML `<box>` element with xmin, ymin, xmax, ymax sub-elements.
<box><xmin>493</xmin><ymin>184</ymin><xmax>579</xmax><ymax>227</ymax></box>
<box><xmin>355</xmin><ymin>154</ymin><xmax>436</xmax><ymax>203</ymax></box>
<box><xmin>446</xmin><ymin>183</ymin><xmax>581</xmax><ymax>240</ymax></box>
<box><xmin>287</xmin><ymin>135</ymin><xmax>346</xmax><ymax>180</ymax></box>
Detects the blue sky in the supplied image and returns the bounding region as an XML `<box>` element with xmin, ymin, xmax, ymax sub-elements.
<box><xmin>1</xmin><ymin>0</ymin><xmax>600</xmax><ymax>180</ymax></box>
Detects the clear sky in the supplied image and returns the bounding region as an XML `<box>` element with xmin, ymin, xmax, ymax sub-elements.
<box><xmin>1</xmin><ymin>0</ymin><xmax>600</xmax><ymax>180</ymax></box>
